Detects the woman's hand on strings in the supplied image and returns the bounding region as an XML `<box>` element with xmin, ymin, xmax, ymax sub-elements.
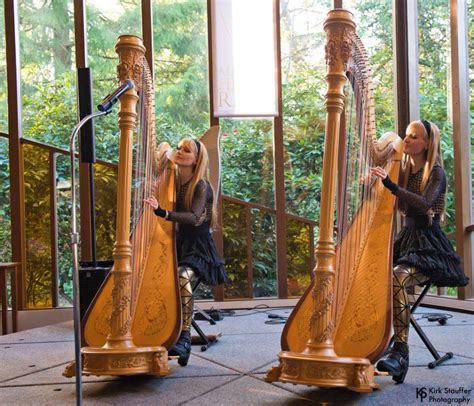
<box><xmin>144</xmin><ymin>195</ymin><xmax>159</xmax><ymax>209</ymax></box>
<box><xmin>359</xmin><ymin>173</ymin><xmax>371</xmax><ymax>185</ymax></box>
<box><xmin>369</xmin><ymin>166</ymin><xmax>388</xmax><ymax>180</ymax></box>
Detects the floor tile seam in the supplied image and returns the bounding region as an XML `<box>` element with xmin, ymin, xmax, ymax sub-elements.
<box><xmin>244</xmin><ymin>372</ymin><xmax>320</xmax><ymax>403</ymax></box>
<box><xmin>177</xmin><ymin>369</ymin><xmax>315</xmax><ymax>405</ymax></box>
<box><xmin>190</xmin><ymin>352</ymin><xmax>248</xmax><ymax>375</ymax></box>
<box><xmin>247</xmin><ymin>359</ymin><xmax>278</xmax><ymax>375</ymax></box>
<box><xmin>0</xmin><ymin>362</ymin><xmax>70</xmax><ymax>384</ymax></box>
<box><xmin>184</xmin><ymin>352</ymin><xmax>281</xmax><ymax>377</ymax></box>
<box><xmin>177</xmin><ymin>374</ymin><xmax>244</xmax><ymax>405</ymax></box>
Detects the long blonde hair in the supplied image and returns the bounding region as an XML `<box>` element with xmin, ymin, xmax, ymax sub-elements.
<box><xmin>401</xmin><ymin>120</ymin><xmax>443</xmax><ymax>192</ymax></box>
<box><xmin>177</xmin><ymin>138</ymin><xmax>218</xmax><ymax>229</ymax></box>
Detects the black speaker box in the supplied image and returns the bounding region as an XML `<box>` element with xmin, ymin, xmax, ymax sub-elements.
<box><xmin>79</xmin><ymin>260</ymin><xmax>113</xmax><ymax>319</ymax></box>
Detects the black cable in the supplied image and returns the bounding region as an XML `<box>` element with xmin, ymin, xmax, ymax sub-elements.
<box><xmin>194</xmin><ymin>304</ymin><xmax>294</xmax><ymax>322</ymax></box>
<box><xmin>414</xmin><ymin>312</ymin><xmax>452</xmax><ymax>325</ymax></box>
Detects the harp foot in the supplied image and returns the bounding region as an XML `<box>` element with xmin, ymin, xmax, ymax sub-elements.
<box><xmin>63</xmin><ymin>361</ymin><xmax>76</xmax><ymax>378</ymax></box>
<box><xmin>264</xmin><ymin>365</ymin><xmax>283</xmax><ymax>382</ymax></box>
<box><xmin>265</xmin><ymin>351</ymin><xmax>376</xmax><ymax>392</ymax></box>
<box><xmin>80</xmin><ymin>345</ymin><xmax>170</xmax><ymax>377</ymax></box>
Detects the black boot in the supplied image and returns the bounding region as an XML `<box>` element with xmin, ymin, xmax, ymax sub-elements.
<box><xmin>169</xmin><ymin>330</ymin><xmax>191</xmax><ymax>366</ymax></box>
<box><xmin>376</xmin><ymin>341</ymin><xmax>409</xmax><ymax>384</ymax></box>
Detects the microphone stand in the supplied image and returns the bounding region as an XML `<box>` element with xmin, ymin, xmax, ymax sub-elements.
<box><xmin>69</xmin><ymin>109</ymin><xmax>110</xmax><ymax>406</ymax></box>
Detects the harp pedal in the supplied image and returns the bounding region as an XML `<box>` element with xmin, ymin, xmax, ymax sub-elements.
<box><xmin>374</xmin><ymin>370</ymin><xmax>390</xmax><ymax>377</ymax></box>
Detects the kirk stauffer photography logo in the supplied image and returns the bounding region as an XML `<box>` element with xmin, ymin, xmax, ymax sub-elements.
<box><xmin>416</xmin><ymin>386</ymin><xmax>472</xmax><ymax>404</ymax></box>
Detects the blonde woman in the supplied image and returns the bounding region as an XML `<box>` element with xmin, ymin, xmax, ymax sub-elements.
<box><xmin>145</xmin><ymin>138</ymin><xmax>227</xmax><ymax>366</ymax></box>
<box><xmin>370</xmin><ymin>120</ymin><xmax>468</xmax><ymax>383</ymax></box>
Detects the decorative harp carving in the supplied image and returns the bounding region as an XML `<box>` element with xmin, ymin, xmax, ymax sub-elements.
<box><xmin>265</xmin><ymin>9</ymin><xmax>403</xmax><ymax>392</ymax></box>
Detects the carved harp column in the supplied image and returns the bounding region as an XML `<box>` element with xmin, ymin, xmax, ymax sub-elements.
<box><xmin>266</xmin><ymin>10</ymin><xmax>374</xmax><ymax>392</ymax></box>
<box><xmin>80</xmin><ymin>36</ymin><xmax>170</xmax><ymax>377</ymax></box>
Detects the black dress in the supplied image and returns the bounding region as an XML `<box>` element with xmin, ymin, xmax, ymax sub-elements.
<box><xmin>384</xmin><ymin>165</ymin><xmax>469</xmax><ymax>287</ymax></box>
<box><xmin>167</xmin><ymin>179</ymin><xmax>227</xmax><ymax>286</ymax></box>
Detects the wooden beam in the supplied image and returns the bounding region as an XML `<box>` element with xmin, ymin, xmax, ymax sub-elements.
<box><xmin>392</xmin><ymin>0</ymin><xmax>419</xmax><ymax>136</ymax></box>
<box><xmin>73</xmin><ymin>0</ymin><xmax>93</xmax><ymax>261</ymax></box>
<box><xmin>273</xmin><ymin>0</ymin><xmax>287</xmax><ymax>299</ymax></box>
<box><xmin>450</xmin><ymin>0</ymin><xmax>473</xmax><ymax>299</ymax></box>
<box><xmin>49</xmin><ymin>153</ymin><xmax>59</xmax><ymax>307</ymax></box>
<box><xmin>207</xmin><ymin>0</ymin><xmax>223</xmax><ymax>301</ymax></box>
<box><xmin>141</xmin><ymin>0</ymin><xmax>154</xmax><ymax>77</ymax></box>
<box><xmin>5</xmin><ymin>0</ymin><xmax>26</xmax><ymax>309</ymax></box>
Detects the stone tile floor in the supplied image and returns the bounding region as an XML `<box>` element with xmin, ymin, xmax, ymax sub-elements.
<box><xmin>0</xmin><ymin>306</ymin><xmax>472</xmax><ymax>405</ymax></box>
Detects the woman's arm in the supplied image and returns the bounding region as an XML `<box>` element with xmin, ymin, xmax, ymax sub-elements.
<box><xmin>378</xmin><ymin>166</ymin><xmax>446</xmax><ymax>212</ymax></box>
<box><xmin>167</xmin><ymin>181</ymin><xmax>208</xmax><ymax>225</ymax></box>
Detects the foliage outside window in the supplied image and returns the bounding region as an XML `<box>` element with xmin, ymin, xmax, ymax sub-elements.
<box><xmin>19</xmin><ymin>0</ymin><xmax>76</xmax><ymax>149</ymax></box>
<box><xmin>87</xmin><ymin>0</ymin><xmax>141</xmax><ymax>163</ymax></box>
<box><xmin>0</xmin><ymin>137</ymin><xmax>11</xmax><ymax>264</ymax></box>
<box><xmin>23</xmin><ymin>144</ymin><xmax>54</xmax><ymax>308</ymax></box>
<box><xmin>417</xmin><ymin>2</ymin><xmax>454</xmax><ymax>233</ymax></box>
<box><xmin>153</xmin><ymin>0</ymin><xmax>210</xmax><ymax>144</ymax></box>
<box><xmin>220</xmin><ymin>118</ymin><xmax>276</xmax><ymax>298</ymax></box>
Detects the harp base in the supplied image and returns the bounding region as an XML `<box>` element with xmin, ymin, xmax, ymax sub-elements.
<box><xmin>265</xmin><ymin>351</ymin><xmax>377</xmax><ymax>393</ymax></box>
<box><xmin>63</xmin><ymin>346</ymin><xmax>171</xmax><ymax>377</ymax></box>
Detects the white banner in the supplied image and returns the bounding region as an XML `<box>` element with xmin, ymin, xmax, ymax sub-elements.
<box><xmin>211</xmin><ymin>0</ymin><xmax>278</xmax><ymax>117</ymax></box>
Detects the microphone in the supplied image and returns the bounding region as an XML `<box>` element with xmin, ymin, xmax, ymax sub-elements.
<box><xmin>97</xmin><ymin>79</ymin><xmax>134</xmax><ymax>112</ymax></box>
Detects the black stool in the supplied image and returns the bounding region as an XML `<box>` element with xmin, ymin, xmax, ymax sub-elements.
<box><xmin>191</xmin><ymin>280</ymin><xmax>222</xmax><ymax>351</ymax></box>
<box><xmin>410</xmin><ymin>281</ymin><xmax>453</xmax><ymax>368</ymax></box>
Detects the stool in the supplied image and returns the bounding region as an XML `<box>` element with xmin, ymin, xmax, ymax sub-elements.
<box><xmin>410</xmin><ymin>281</ymin><xmax>453</xmax><ymax>368</ymax></box>
<box><xmin>191</xmin><ymin>280</ymin><xmax>222</xmax><ymax>351</ymax></box>
<box><xmin>0</xmin><ymin>262</ymin><xmax>20</xmax><ymax>335</ymax></box>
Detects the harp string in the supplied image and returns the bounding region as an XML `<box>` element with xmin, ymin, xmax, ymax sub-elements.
<box><xmin>129</xmin><ymin>58</ymin><xmax>158</xmax><ymax>309</ymax></box>
<box><xmin>333</xmin><ymin>34</ymin><xmax>390</xmax><ymax>316</ymax></box>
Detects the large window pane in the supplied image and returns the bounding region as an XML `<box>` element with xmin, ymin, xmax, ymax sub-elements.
<box><xmin>94</xmin><ymin>162</ymin><xmax>118</xmax><ymax>260</ymax></box>
<box><xmin>0</xmin><ymin>137</ymin><xmax>11</xmax><ymax>263</ymax></box>
<box><xmin>153</xmin><ymin>0</ymin><xmax>210</xmax><ymax>142</ymax></box>
<box><xmin>221</xmin><ymin>118</ymin><xmax>275</xmax><ymax>298</ymax></box>
<box><xmin>281</xmin><ymin>1</ymin><xmax>327</xmax><ymax>223</ymax></box>
<box><xmin>23</xmin><ymin>144</ymin><xmax>54</xmax><ymax>308</ymax></box>
<box><xmin>19</xmin><ymin>0</ymin><xmax>76</xmax><ymax>149</ymax></box>
<box><xmin>349</xmin><ymin>0</ymin><xmax>395</xmax><ymax>133</ymax></box>
<box><xmin>417</xmin><ymin>1</ymin><xmax>454</xmax><ymax>232</ymax></box>
<box><xmin>87</xmin><ymin>0</ymin><xmax>142</xmax><ymax>163</ymax></box>
<box><xmin>221</xmin><ymin>118</ymin><xmax>274</xmax><ymax>206</ymax></box>
<box><xmin>418</xmin><ymin>1</ymin><xmax>460</xmax><ymax>297</ymax></box>
<box><xmin>56</xmin><ymin>153</ymin><xmax>73</xmax><ymax>306</ymax></box>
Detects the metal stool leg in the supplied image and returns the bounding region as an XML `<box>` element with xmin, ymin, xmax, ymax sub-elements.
<box><xmin>190</xmin><ymin>280</ymin><xmax>221</xmax><ymax>351</ymax></box>
<box><xmin>410</xmin><ymin>282</ymin><xmax>453</xmax><ymax>369</ymax></box>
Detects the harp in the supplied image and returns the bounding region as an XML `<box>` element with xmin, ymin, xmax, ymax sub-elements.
<box><xmin>71</xmin><ymin>36</ymin><xmax>182</xmax><ymax>377</ymax></box>
<box><xmin>266</xmin><ymin>10</ymin><xmax>403</xmax><ymax>391</ymax></box>
<box><xmin>63</xmin><ymin>36</ymin><xmax>222</xmax><ymax>378</ymax></box>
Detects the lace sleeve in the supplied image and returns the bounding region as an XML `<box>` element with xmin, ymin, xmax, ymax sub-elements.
<box><xmin>167</xmin><ymin>181</ymin><xmax>208</xmax><ymax>225</ymax></box>
<box><xmin>393</xmin><ymin>166</ymin><xmax>446</xmax><ymax>212</ymax></box>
